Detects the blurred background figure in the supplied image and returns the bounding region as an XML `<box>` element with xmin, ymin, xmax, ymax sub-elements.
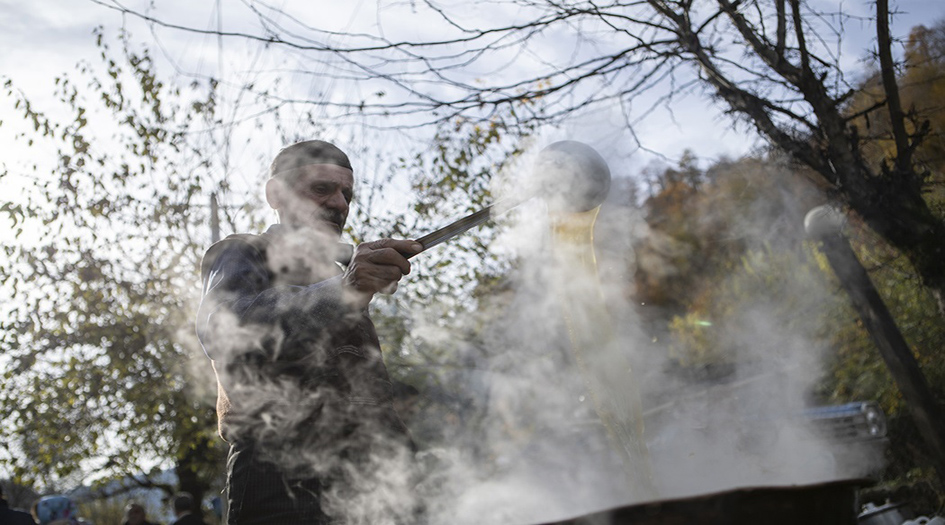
<box><xmin>0</xmin><ymin>484</ymin><xmax>36</xmax><ymax>525</ymax></box>
<box><xmin>31</xmin><ymin>495</ymin><xmax>90</xmax><ymax>525</ymax></box>
<box><xmin>170</xmin><ymin>492</ymin><xmax>206</xmax><ymax>525</ymax></box>
<box><xmin>121</xmin><ymin>502</ymin><xmax>157</xmax><ymax>525</ymax></box>
<box><xmin>209</xmin><ymin>496</ymin><xmax>224</xmax><ymax>522</ymax></box>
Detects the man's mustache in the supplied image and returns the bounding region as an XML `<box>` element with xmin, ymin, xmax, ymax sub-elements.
<box><xmin>318</xmin><ymin>209</ymin><xmax>345</xmax><ymax>230</ymax></box>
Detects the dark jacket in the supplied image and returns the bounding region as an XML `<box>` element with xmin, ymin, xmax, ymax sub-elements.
<box><xmin>196</xmin><ymin>225</ymin><xmax>413</xmax><ymax>478</ymax></box>
<box><xmin>171</xmin><ymin>513</ymin><xmax>207</xmax><ymax>525</ymax></box>
<box><xmin>0</xmin><ymin>500</ymin><xmax>37</xmax><ymax>525</ymax></box>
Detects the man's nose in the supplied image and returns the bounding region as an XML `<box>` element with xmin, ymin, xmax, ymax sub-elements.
<box><xmin>325</xmin><ymin>190</ymin><xmax>348</xmax><ymax>212</ymax></box>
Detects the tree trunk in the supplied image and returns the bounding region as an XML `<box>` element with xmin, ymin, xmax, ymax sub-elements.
<box><xmin>817</xmin><ymin>231</ymin><xmax>945</xmax><ymax>486</ymax></box>
<box><xmin>686</xmin><ymin>0</ymin><xmax>945</xmax><ymax>322</ymax></box>
<box><xmin>845</xmin><ymin>173</ymin><xmax>945</xmax><ymax>320</ymax></box>
<box><xmin>175</xmin><ymin>433</ymin><xmax>216</xmax><ymax>517</ymax></box>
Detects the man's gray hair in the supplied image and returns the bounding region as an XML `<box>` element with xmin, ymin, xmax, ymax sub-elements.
<box><xmin>270</xmin><ymin>140</ymin><xmax>352</xmax><ymax>178</ymax></box>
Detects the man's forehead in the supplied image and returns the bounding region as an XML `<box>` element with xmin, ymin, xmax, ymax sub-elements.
<box><xmin>286</xmin><ymin>163</ymin><xmax>354</xmax><ymax>186</ymax></box>
<box><xmin>271</xmin><ymin>140</ymin><xmax>352</xmax><ymax>175</ymax></box>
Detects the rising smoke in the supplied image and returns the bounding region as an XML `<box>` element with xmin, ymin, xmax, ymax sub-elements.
<box><xmin>197</xmin><ymin>141</ymin><xmax>882</xmax><ymax>525</ymax></box>
<box><xmin>391</xmin><ymin>143</ymin><xmax>883</xmax><ymax>524</ymax></box>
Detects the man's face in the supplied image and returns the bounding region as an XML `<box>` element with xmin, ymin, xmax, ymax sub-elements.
<box><xmin>270</xmin><ymin>163</ymin><xmax>354</xmax><ymax>238</ymax></box>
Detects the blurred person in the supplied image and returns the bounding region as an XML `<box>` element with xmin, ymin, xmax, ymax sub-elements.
<box><xmin>169</xmin><ymin>493</ymin><xmax>205</xmax><ymax>525</ymax></box>
<box><xmin>121</xmin><ymin>502</ymin><xmax>157</xmax><ymax>525</ymax></box>
<box><xmin>0</xmin><ymin>484</ymin><xmax>36</xmax><ymax>525</ymax></box>
<box><xmin>31</xmin><ymin>495</ymin><xmax>90</xmax><ymax>525</ymax></box>
<box><xmin>196</xmin><ymin>140</ymin><xmax>422</xmax><ymax>525</ymax></box>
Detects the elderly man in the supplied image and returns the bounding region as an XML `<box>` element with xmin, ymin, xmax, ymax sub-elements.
<box><xmin>196</xmin><ymin>140</ymin><xmax>422</xmax><ymax>525</ymax></box>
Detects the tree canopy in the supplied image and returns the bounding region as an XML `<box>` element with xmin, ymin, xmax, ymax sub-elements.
<box><xmin>95</xmin><ymin>0</ymin><xmax>945</xmax><ymax>320</ymax></box>
<box><xmin>0</xmin><ymin>30</ymin><xmax>232</xmax><ymax>501</ymax></box>
<box><xmin>4</xmin><ymin>0</ymin><xmax>945</xmax><ymax>517</ymax></box>
<box><xmin>0</xmin><ymin>24</ymin><xmax>531</xmax><ymax>503</ymax></box>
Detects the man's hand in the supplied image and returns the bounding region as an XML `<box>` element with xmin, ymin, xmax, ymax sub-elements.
<box><xmin>342</xmin><ymin>239</ymin><xmax>422</xmax><ymax>307</ymax></box>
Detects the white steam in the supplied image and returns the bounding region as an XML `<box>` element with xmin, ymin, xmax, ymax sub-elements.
<box><xmin>200</xmin><ymin>146</ymin><xmax>882</xmax><ymax>525</ymax></box>
<box><xmin>394</xmin><ymin>144</ymin><xmax>883</xmax><ymax>524</ymax></box>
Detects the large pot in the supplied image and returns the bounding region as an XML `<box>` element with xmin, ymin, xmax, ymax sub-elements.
<box><xmin>857</xmin><ymin>501</ymin><xmax>907</xmax><ymax>525</ymax></box>
<box><xmin>536</xmin><ymin>478</ymin><xmax>873</xmax><ymax>525</ymax></box>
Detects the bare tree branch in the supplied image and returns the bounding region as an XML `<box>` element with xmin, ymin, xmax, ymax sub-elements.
<box><xmin>876</xmin><ymin>0</ymin><xmax>914</xmax><ymax>175</ymax></box>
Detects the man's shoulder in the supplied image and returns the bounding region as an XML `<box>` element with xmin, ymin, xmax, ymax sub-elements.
<box><xmin>199</xmin><ymin>231</ymin><xmax>273</xmax><ymax>279</ymax></box>
<box><xmin>209</xmin><ymin>231</ymin><xmax>273</xmax><ymax>255</ymax></box>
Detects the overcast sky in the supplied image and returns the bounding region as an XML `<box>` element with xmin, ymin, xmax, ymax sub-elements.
<box><xmin>5</xmin><ymin>0</ymin><xmax>943</xmax><ymax>502</ymax></box>
<box><xmin>2</xmin><ymin>0</ymin><xmax>944</xmax><ymax>189</ymax></box>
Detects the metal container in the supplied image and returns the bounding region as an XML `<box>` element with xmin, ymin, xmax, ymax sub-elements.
<box><xmin>537</xmin><ymin>478</ymin><xmax>872</xmax><ymax>525</ymax></box>
<box><xmin>857</xmin><ymin>502</ymin><xmax>907</xmax><ymax>525</ymax></box>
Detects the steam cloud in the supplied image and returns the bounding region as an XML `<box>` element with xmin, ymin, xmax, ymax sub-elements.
<box><xmin>393</xmin><ymin>144</ymin><xmax>882</xmax><ymax>524</ymax></box>
<box><xmin>199</xmin><ymin>144</ymin><xmax>882</xmax><ymax>525</ymax></box>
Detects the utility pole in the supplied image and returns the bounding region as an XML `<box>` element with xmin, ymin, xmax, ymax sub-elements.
<box><xmin>210</xmin><ymin>192</ymin><xmax>221</xmax><ymax>244</ymax></box>
<box><xmin>805</xmin><ymin>205</ymin><xmax>945</xmax><ymax>486</ymax></box>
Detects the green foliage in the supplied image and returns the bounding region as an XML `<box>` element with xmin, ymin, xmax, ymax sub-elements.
<box><xmin>1</xmin><ymin>21</ymin><xmax>534</xmax><ymax>496</ymax></box>
<box><xmin>638</xmin><ymin>147</ymin><xmax>945</xmax><ymax>509</ymax></box>
<box><xmin>77</xmin><ymin>498</ymin><xmax>141</xmax><ymax>525</ymax></box>
<box><xmin>825</xmin><ymin>22</ymin><xmax>945</xmax><ymax>506</ymax></box>
<box><xmin>401</xmin><ymin>119</ymin><xmax>528</xmax><ymax>302</ymax></box>
<box><xmin>846</xmin><ymin>21</ymin><xmax>945</xmax><ymax>182</ymax></box>
<box><xmin>369</xmin><ymin>117</ymin><xmax>529</xmax><ymax>331</ymax></box>
<box><xmin>366</xmin><ymin>117</ymin><xmax>531</xmax><ymax>448</ymax></box>
<box><xmin>817</xmin><ymin>221</ymin><xmax>945</xmax><ymax>507</ymax></box>
<box><xmin>661</xmin><ymin>231</ymin><xmax>828</xmax><ymax>361</ymax></box>
<box><xmin>635</xmin><ymin>154</ymin><xmax>824</xmax><ymax>318</ymax></box>
<box><xmin>0</xmin><ymin>30</ymin><xmax>225</xmax><ymax>496</ymax></box>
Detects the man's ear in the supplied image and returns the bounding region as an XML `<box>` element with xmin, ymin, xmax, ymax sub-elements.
<box><xmin>265</xmin><ymin>178</ymin><xmax>283</xmax><ymax>210</ymax></box>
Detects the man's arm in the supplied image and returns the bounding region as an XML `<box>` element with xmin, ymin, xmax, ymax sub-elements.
<box><xmin>196</xmin><ymin>238</ymin><xmax>349</xmax><ymax>362</ymax></box>
<box><xmin>196</xmin><ymin>237</ymin><xmax>422</xmax><ymax>361</ymax></box>
<box><xmin>341</xmin><ymin>239</ymin><xmax>423</xmax><ymax>308</ymax></box>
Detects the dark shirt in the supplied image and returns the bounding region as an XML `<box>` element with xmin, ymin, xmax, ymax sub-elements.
<box><xmin>171</xmin><ymin>513</ymin><xmax>207</xmax><ymax>525</ymax></box>
<box><xmin>196</xmin><ymin>226</ymin><xmax>416</xmax><ymax>524</ymax></box>
<box><xmin>0</xmin><ymin>500</ymin><xmax>37</xmax><ymax>525</ymax></box>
